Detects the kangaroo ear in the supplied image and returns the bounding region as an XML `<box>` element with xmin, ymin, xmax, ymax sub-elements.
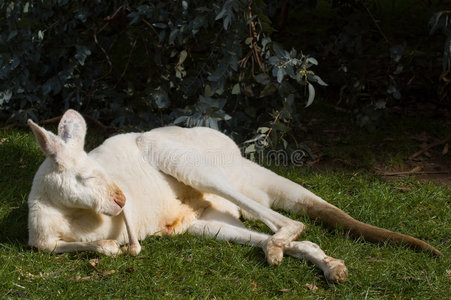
<box><xmin>28</xmin><ymin>119</ymin><xmax>63</xmax><ymax>158</ymax></box>
<box><xmin>58</xmin><ymin>109</ymin><xmax>87</xmax><ymax>151</ymax></box>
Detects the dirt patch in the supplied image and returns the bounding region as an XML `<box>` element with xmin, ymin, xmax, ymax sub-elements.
<box><xmin>378</xmin><ymin>143</ymin><xmax>451</xmax><ymax>187</ymax></box>
<box><xmin>301</xmin><ymin>104</ymin><xmax>451</xmax><ymax>188</ymax></box>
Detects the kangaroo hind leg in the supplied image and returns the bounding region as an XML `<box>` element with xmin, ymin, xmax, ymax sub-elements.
<box><xmin>151</xmin><ymin>145</ymin><xmax>305</xmax><ymax>266</ymax></box>
<box><xmin>240</xmin><ymin>158</ymin><xmax>330</xmax><ymax>219</ymax></box>
<box><xmin>189</xmin><ymin>211</ymin><xmax>347</xmax><ymax>282</ymax></box>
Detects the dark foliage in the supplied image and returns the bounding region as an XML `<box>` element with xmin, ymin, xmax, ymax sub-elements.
<box><xmin>0</xmin><ymin>0</ymin><xmax>449</xmax><ymax>146</ymax></box>
<box><xmin>0</xmin><ymin>0</ymin><xmax>326</xmax><ymax>148</ymax></box>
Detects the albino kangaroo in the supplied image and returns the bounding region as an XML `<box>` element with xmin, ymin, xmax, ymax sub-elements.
<box><xmin>27</xmin><ymin>109</ymin><xmax>441</xmax><ymax>282</ymax></box>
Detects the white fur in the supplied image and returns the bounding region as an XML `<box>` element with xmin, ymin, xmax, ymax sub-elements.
<box><xmin>28</xmin><ymin>109</ymin><xmax>348</xmax><ymax>281</ymax></box>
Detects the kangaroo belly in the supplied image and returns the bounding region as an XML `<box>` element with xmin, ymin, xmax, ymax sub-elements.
<box><xmin>89</xmin><ymin>133</ymin><xmax>211</xmax><ymax>240</ymax></box>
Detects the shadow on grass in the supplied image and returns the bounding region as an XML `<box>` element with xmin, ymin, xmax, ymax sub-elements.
<box><xmin>0</xmin><ymin>204</ymin><xmax>28</xmax><ymax>245</ymax></box>
<box><xmin>0</xmin><ymin>139</ymin><xmax>37</xmax><ymax>245</ymax></box>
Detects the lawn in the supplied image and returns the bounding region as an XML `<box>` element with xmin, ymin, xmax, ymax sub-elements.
<box><xmin>0</xmin><ymin>105</ymin><xmax>450</xmax><ymax>299</ymax></box>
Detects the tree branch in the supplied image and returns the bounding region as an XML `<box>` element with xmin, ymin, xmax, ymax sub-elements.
<box><xmin>409</xmin><ymin>134</ymin><xmax>451</xmax><ymax>160</ymax></box>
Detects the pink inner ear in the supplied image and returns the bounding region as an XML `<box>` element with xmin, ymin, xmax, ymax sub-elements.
<box><xmin>59</xmin><ymin>118</ymin><xmax>81</xmax><ymax>142</ymax></box>
<box><xmin>57</xmin><ymin>110</ymin><xmax>86</xmax><ymax>148</ymax></box>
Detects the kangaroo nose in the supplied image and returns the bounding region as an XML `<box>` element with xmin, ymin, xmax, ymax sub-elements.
<box><xmin>111</xmin><ymin>185</ymin><xmax>126</xmax><ymax>208</ymax></box>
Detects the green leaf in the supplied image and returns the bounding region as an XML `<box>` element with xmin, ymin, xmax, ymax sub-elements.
<box><xmin>277</xmin><ymin>68</ymin><xmax>284</xmax><ymax>83</ymax></box>
<box><xmin>178</xmin><ymin>50</ymin><xmax>188</xmax><ymax>65</ymax></box>
<box><xmin>0</xmin><ymin>90</ymin><xmax>12</xmax><ymax>105</ymax></box>
<box><xmin>310</xmin><ymin>74</ymin><xmax>328</xmax><ymax>86</ymax></box>
<box><xmin>306</xmin><ymin>83</ymin><xmax>315</xmax><ymax>107</ymax></box>
<box><xmin>255</xmin><ymin>73</ymin><xmax>270</xmax><ymax>85</ymax></box>
<box><xmin>153</xmin><ymin>23</ymin><xmax>167</xmax><ymax>29</ymax></box>
<box><xmin>306</xmin><ymin>57</ymin><xmax>318</xmax><ymax>65</ymax></box>
<box><xmin>231</xmin><ymin>83</ymin><xmax>240</xmax><ymax>95</ymax></box>
<box><xmin>74</xmin><ymin>45</ymin><xmax>91</xmax><ymax>66</ymax></box>
<box><xmin>173</xmin><ymin>116</ymin><xmax>188</xmax><ymax>125</ymax></box>
<box><xmin>260</xmin><ymin>83</ymin><xmax>276</xmax><ymax>98</ymax></box>
<box><xmin>169</xmin><ymin>29</ymin><xmax>179</xmax><ymax>44</ymax></box>
<box><xmin>150</xmin><ymin>89</ymin><xmax>170</xmax><ymax>109</ymax></box>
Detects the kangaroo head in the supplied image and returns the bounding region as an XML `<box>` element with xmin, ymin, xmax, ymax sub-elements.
<box><xmin>28</xmin><ymin>109</ymin><xmax>125</xmax><ymax>216</ymax></box>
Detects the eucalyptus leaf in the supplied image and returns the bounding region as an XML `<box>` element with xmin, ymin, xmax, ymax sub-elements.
<box><xmin>169</xmin><ymin>29</ymin><xmax>179</xmax><ymax>44</ymax></box>
<box><xmin>260</xmin><ymin>83</ymin><xmax>276</xmax><ymax>98</ymax></box>
<box><xmin>306</xmin><ymin>83</ymin><xmax>315</xmax><ymax>107</ymax></box>
<box><xmin>255</xmin><ymin>73</ymin><xmax>270</xmax><ymax>85</ymax></box>
<box><xmin>151</xmin><ymin>89</ymin><xmax>170</xmax><ymax>109</ymax></box>
<box><xmin>178</xmin><ymin>50</ymin><xmax>188</xmax><ymax>65</ymax></box>
<box><xmin>277</xmin><ymin>68</ymin><xmax>284</xmax><ymax>83</ymax></box>
<box><xmin>173</xmin><ymin>116</ymin><xmax>188</xmax><ymax>125</ymax></box>
<box><xmin>231</xmin><ymin>83</ymin><xmax>240</xmax><ymax>95</ymax></box>
<box><xmin>306</xmin><ymin>57</ymin><xmax>318</xmax><ymax>66</ymax></box>
<box><xmin>74</xmin><ymin>45</ymin><xmax>91</xmax><ymax>66</ymax></box>
<box><xmin>0</xmin><ymin>89</ymin><xmax>12</xmax><ymax>105</ymax></box>
<box><xmin>153</xmin><ymin>23</ymin><xmax>167</xmax><ymax>29</ymax></box>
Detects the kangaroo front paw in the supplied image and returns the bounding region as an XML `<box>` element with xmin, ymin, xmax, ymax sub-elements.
<box><xmin>94</xmin><ymin>240</ymin><xmax>122</xmax><ymax>256</ymax></box>
<box><xmin>120</xmin><ymin>244</ymin><xmax>142</xmax><ymax>256</ymax></box>
<box><xmin>323</xmin><ymin>257</ymin><xmax>347</xmax><ymax>282</ymax></box>
<box><xmin>263</xmin><ymin>238</ymin><xmax>286</xmax><ymax>266</ymax></box>
<box><xmin>129</xmin><ymin>244</ymin><xmax>141</xmax><ymax>256</ymax></box>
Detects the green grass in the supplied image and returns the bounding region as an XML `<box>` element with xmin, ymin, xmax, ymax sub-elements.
<box><xmin>0</xmin><ymin>125</ymin><xmax>450</xmax><ymax>299</ymax></box>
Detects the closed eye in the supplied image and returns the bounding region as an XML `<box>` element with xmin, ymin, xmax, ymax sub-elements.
<box><xmin>77</xmin><ymin>174</ymin><xmax>96</xmax><ymax>181</ymax></box>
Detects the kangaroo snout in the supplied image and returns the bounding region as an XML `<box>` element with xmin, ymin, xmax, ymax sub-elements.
<box><xmin>111</xmin><ymin>185</ymin><xmax>126</xmax><ymax>208</ymax></box>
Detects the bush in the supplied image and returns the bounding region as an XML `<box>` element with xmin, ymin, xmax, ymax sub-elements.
<box><xmin>1</xmin><ymin>1</ymin><xmax>448</xmax><ymax>144</ymax></box>
<box><xmin>0</xmin><ymin>0</ymin><xmax>326</xmax><ymax>149</ymax></box>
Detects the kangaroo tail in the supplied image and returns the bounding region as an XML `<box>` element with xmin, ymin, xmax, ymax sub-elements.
<box><xmin>305</xmin><ymin>201</ymin><xmax>442</xmax><ymax>257</ymax></box>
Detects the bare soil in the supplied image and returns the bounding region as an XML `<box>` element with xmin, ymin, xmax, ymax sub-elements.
<box><xmin>303</xmin><ymin>103</ymin><xmax>451</xmax><ymax>187</ymax></box>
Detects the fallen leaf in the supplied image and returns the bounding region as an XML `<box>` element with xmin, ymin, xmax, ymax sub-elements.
<box><xmin>367</xmin><ymin>257</ymin><xmax>384</xmax><ymax>263</ymax></box>
<box><xmin>101</xmin><ymin>270</ymin><xmax>117</xmax><ymax>276</ymax></box>
<box><xmin>0</xmin><ymin>138</ymin><xmax>7</xmax><ymax>144</ymax></box>
<box><xmin>251</xmin><ymin>281</ymin><xmax>257</xmax><ymax>290</ymax></box>
<box><xmin>394</xmin><ymin>187</ymin><xmax>409</xmax><ymax>192</ymax></box>
<box><xmin>69</xmin><ymin>275</ymin><xmax>99</xmax><ymax>282</ymax></box>
<box><xmin>13</xmin><ymin>283</ymin><xmax>26</xmax><ymax>289</ymax></box>
<box><xmin>410</xmin><ymin>166</ymin><xmax>422</xmax><ymax>173</ymax></box>
<box><xmin>186</xmin><ymin>254</ymin><xmax>193</xmax><ymax>262</ymax></box>
<box><xmin>396</xmin><ymin>275</ymin><xmax>413</xmax><ymax>281</ymax></box>
<box><xmin>69</xmin><ymin>270</ymin><xmax>116</xmax><ymax>282</ymax></box>
<box><xmin>447</xmin><ymin>269</ymin><xmax>451</xmax><ymax>277</ymax></box>
<box><xmin>89</xmin><ymin>258</ymin><xmax>99</xmax><ymax>267</ymax></box>
<box><xmin>279</xmin><ymin>288</ymin><xmax>291</xmax><ymax>293</ymax></box>
<box><xmin>305</xmin><ymin>283</ymin><xmax>318</xmax><ymax>292</ymax></box>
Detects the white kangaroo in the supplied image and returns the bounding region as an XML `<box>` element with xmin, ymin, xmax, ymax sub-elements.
<box><xmin>27</xmin><ymin>109</ymin><xmax>441</xmax><ymax>282</ymax></box>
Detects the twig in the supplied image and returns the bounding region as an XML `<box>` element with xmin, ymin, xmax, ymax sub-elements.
<box><xmin>85</xmin><ymin>26</ymin><xmax>115</xmax><ymax>111</ymax></box>
<box><xmin>2</xmin><ymin>114</ymin><xmax>118</xmax><ymax>132</ymax></box>
<box><xmin>247</xmin><ymin>3</ymin><xmax>265</xmax><ymax>73</ymax></box>
<box><xmin>408</xmin><ymin>134</ymin><xmax>451</xmax><ymax>160</ymax></box>
<box><xmin>39</xmin><ymin>116</ymin><xmax>62</xmax><ymax>125</ymax></box>
<box><xmin>362</xmin><ymin>3</ymin><xmax>390</xmax><ymax>44</ymax></box>
<box><xmin>92</xmin><ymin>27</ymin><xmax>113</xmax><ymax>83</ymax></box>
<box><xmin>114</xmin><ymin>39</ymin><xmax>137</xmax><ymax>88</ymax></box>
<box><xmin>380</xmin><ymin>170</ymin><xmax>449</xmax><ymax>176</ymax></box>
<box><xmin>103</xmin><ymin>4</ymin><xmax>126</xmax><ymax>24</ymax></box>
<box><xmin>1</xmin><ymin>122</ymin><xmax>23</xmax><ymax>130</ymax></box>
<box><xmin>263</xmin><ymin>111</ymin><xmax>282</xmax><ymax>145</ymax></box>
<box><xmin>82</xmin><ymin>114</ymin><xmax>118</xmax><ymax>132</ymax></box>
